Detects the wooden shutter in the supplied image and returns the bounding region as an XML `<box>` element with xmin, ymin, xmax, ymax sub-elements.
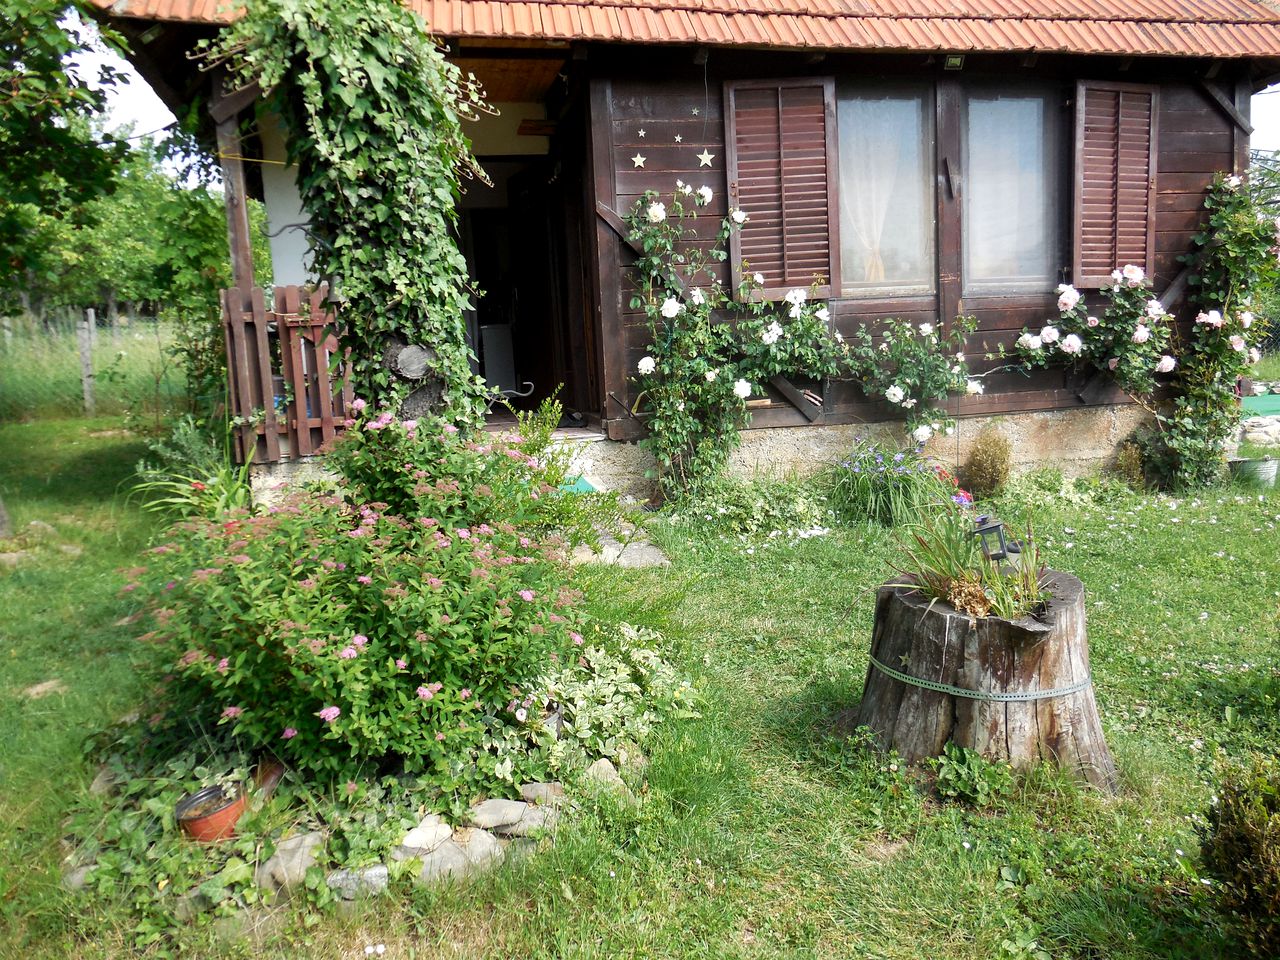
<box><xmin>725</xmin><ymin>78</ymin><xmax>839</xmax><ymax>300</ymax></box>
<box><xmin>1073</xmin><ymin>80</ymin><xmax>1159</xmax><ymax>288</ymax></box>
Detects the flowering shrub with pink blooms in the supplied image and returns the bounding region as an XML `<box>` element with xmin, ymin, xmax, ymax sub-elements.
<box><xmin>1012</xmin><ymin>265</ymin><xmax>1176</xmax><ymax>402</ymax></box>
<box><xmin>133</xmin><ymin>489</ymin><xmax>581</xmax><ymax>791</ymax></box>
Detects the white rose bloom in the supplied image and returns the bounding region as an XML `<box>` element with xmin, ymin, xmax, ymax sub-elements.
<box><xmin>1040</xmin><ymin>325</ymin><xmax>1060</xmax><ymax>344</ymax></box>
<box><xmin>1131</xmin><ymin>324</ymin><xmax>1151</xmax><ymax>344</ymax></box>
<box><xmin>912</xmin><ymin>424</ymin><xmax>933</xmax><ymax>444</ymax></box>
<box><xmin>1196</xmin><ymin>310</ymin><xmax>1224</xmax><ymax>328</ymax></box>
<box><xmin>1059</xmin><ymin>333</ymin><xmax>1083</xmax><ymax>355</ymax></box>
<box><xmin>761</xmin><ymin>321</ymin><xmax>784</xmax><ymax>346</ymax></box>
<box><xmin>884</xmin><ymin>384</ymin><xmax>906</xmax><ymax>405</ymax></box>
<box><xmin>1016</xmin><ymin>332</ymin><xmax>1036</xmax><ymax>350</ymax></box>
<box><xmin>675</xmin><ymin>179</ymin><xmax>690</xmax><ymax>194</ymax></box>
<box><xmin>1249</xmin><ymin>347</ymin><xmax>1262</xmax><ymax>364</ymax></box>
<box><xmin>1226</xmin><ymin>174</ymin><xmax>1244</xmax><ymax>189</ymax></box>
<box><xmin>955</xmin><ymin>351</ymin><xmax>966</xmax><ymax>361</ymax></box>
<box><xmin>637</xmin><ymin>356</ymin><xmax>656</xmax><ymax>375</ymax></box>
<box><xmin>660</xmin><ymin>297</ymin><xmax>682</xmax><ymax>319</ymax></box>
<box><xmin>690</xmin><ymin>287</ymin><xmax>705</xmax><ymax>306</ymax></box>
<box><xmin>945</xmin><ymin>425</ymin><xmax>955</xmax><ymax>436</ymax></box>
<box><xmin>696</xmin><ymin>185</ymin><xmax>713</xmax><ymax>205</ymax></box>
<box><xmin>646</xmin><ymin>202</ymin><xmax>667</xmax><ymax>224</ymax></box>
<box><xmin>1230</xmin><ymin>334</ymin><xmax>1247</xmax><ymax>352</ymax></box>
<box><xmin>1086</xmin><ymin>315</ymin><xmax>1100</xmax><ymax>328</ymax></box>
<box><xmin>1155</xmin><ymin>355</ymin><xmax>1177</xmax><ymax>373</ymax></box>
<box><xmin>1029</xmin><ymin>335</ymin><xmax>1043</xmax><ymax>350</ymax></box>
<box><xmin>732</xmin><ymin>209</ymin><xmax>749</xmax><ymax>225</ymax></box>
<box><xmin>705</xmin><ymin>369</ymin><xmax>717</xmax><ymax>382</ymax></box>
<box><xmin>1240</xmin><ymin>311</ymin><xmax>1254</xmax><ymax>329</ymax></box>
<box><xmin>951</xmin><ymin>363</ymin><xmax>962</xmax><ymax>374</ymax></box>
<box><xmin>816</xmin><ymin>307</ymin><xmax>830</xmax><ymax>322</ymax></box>
<box><xmin>1111</xmin><ymin>269</ymin><xmax>1124</xmax><ymax>283</ymax></box>
<box><xmin>1122</xmin><ymin>263</ymin><xmax>1145</xmax><ymax>285</ymax></box>
<box><xmin>676</xmin><ymin>401</ymin><xmax>685</xmax><ymax>411</ymax></box>
<box><xmin>919</xmin><ymin>322</ymin><xmax>934</xmax><ymax>336</ymax></box>
<box><xmin>965</xmin><ymin>379</ymin><xmax>984</xmax><ymax>395</ymax></box>
<box><xmin>732</xmin><ymin>379</ymin><xmax>752</xmax><ymax>400</ymax></box>
<box><xmin>752</xmin><ymin>272</ymin><xmax>765</xmax><ymax>286</ymax></box>
<box><xmin>1145</xmin><ymin>299</ymin><xmax>1165</xmax><ymax>319</ymax></box>
<box><xmin>1056</xmin><ymin>285</ymin><xmax>1081</xmax><ymax>311</ymax></box>
<box><xmin>902</xmin><ymin>398</ymin><xmax>917</xmax><ymax>409</ymax></box>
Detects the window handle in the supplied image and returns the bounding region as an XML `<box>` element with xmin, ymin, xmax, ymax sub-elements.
<box><xmin>944</xmin><ymin>157</ymin><xmax>961</xmax><ymax>200</ymax></box>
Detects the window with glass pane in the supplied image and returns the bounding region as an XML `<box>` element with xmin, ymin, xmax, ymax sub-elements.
<box><xmin>963</xmin><ymin>89</ymin><xmax>1063</xmax><ymax>295</ymax></box>
<box><xmin>837</xmin><ymin>83</ymin><xmax>935</xmax><ymax>298</ymax></box>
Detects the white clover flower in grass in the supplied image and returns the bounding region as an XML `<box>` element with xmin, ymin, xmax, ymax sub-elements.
<box><xmin>646</xmin><ymin>201</ymin><xmax>667</xmax><ymax>223</ymax></box>
<box><xmin>637</xmin><ymin>356</ymin><xmax>656</xmax><ymax>375</ymax></box>
<box><xmin>761</xmin><ymin>321</ymin><xmax>784</xmax><ymax>346</ymax></box>
<box><xmin>733</xmin><ymin>379</ymin><xmax>753</xmax><ymax>400</ymax></box>
<box><xmin>1059</xmin><ymin>333</ymin><xmax>1083</xmax><ymax>355</ymax></box>
<box><xmin>732</xmin><ymin>208</ymin><xmax>749</xmax><ymax>225</ymax></box>
<box><xmin>1122</xmin><ymin>263</ymin><xmax>1145</xmax><ymax>285</ymax></box>
<box><xmin>690</xmin><ymin>287</ymin><xmax>705</xmax><ymax>306</ymax></box>
<box><xmin>1156</xmin><ymin>355</ymin><xmax>1177</xmax><ymax>373</ymax></box>
<box><xmin>1146</xmin><ymin>299</ymin><xmax>1166</xmax><ymax>319</ymax></box>
<box><xmin>1056</xmin><ymin>284</ymin><xmax>1081</xmax><ymax>312</ymax></box>
<box><xmin>966</xmin><ymin>379</ymin><xmax>984</xmax><ymax>395</ymax></box>
<box><xmin>884</xmin><ymin>384</ymin><xmax>906</xmax><ymax>405</ymax></box>
<box><xmin>912</xmin><ymin>424</ymin><xmax>933</xmax><ymax>444</ymax></box>
<box><xmin>659</xmin><ymin>297</ymin><xmax>682</xmax><ymax>319</ymax></box>
<box><xmin>1131</xmin><ymin>324</ymin><xmax>1151</xmax><ymax>344</ymax></box>
<box><xmin>705</xmin><ymin>369</ymin><xmax>717</xmax><ymax>382</ymax></box>
<box><xmin>696</xmin><ymin>185</ymin><xmax>713</xmax><ymax>205</ymax></box>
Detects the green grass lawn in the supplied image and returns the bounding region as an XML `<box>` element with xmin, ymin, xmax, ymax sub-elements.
<box><xmin>3</xmin><ymin>421</ymin><xmax>1279</xmax><ymax>958</ymax></box>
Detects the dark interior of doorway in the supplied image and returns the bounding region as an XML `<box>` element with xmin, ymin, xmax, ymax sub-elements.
<box><xmin>459</xmin><ymin>157</ymin><xmax>586</xmax><ymax>426</ymax></box>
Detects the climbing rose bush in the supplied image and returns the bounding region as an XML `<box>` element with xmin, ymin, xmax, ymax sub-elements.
<box><xmin>1013</xmin><ymin>265</ymin><xmax>1176</xmax><ymax>402</ymax></box>
<box><xmin>132</xmin><ymin>492</ymin><xmax>580</xmax><ymax>789</ymax></box>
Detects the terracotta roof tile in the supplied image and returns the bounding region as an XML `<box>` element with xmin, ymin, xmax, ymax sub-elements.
<box><xmin>89</xmin><ymin>0</ymin><xmax>1280</xmax><ymax>58</ymax></box>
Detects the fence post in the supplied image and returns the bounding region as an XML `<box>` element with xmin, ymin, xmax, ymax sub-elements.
<box><xmin>79</xmin><ymin>309</ymin><xmax>96</xmax><ymax>416</ymax></box>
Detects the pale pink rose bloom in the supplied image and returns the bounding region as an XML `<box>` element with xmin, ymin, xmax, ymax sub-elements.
<box><xmin>1131</xmin><ymin>325</ymin><xmax>1151</xmax><ymax>344</ymax></box>
<box><xmin>1230</xmin><ymin>335</ymin><xmax>1247</xmax><ymax>352</ymax></box>
<box><xmin>1086</xmin><ymin>316</ymin><xmax>1100</xmax><ymax>328</ymax></box>
<box><xmin>1108</xmin><ymin>357</ymin><xmax>1120</xmax><ymax>370</ymax></box>
<box><xmin>1155</xmin><ymin>355</ymin><xmax>1176</xmax><ymax>373</ymax></box>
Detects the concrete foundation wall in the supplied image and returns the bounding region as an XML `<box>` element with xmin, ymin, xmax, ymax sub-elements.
<box><xmin>251</xmin><ymin>404</ymin><xmax>1151</xmax><ymax>506</ymax></box>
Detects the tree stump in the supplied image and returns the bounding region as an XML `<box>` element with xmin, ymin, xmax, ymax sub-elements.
<box><xmin>855</xmin><ymin>571</ymin><xmax>1118</xmax><ymax>791</ymax></box>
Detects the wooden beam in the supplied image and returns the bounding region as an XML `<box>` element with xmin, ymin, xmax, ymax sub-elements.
<box><xmin>1198</xmin><ymin>77</ymin><xmax>1253</xmax><ymax>135</ymax></box>
<box><xmin>212</xmin><ymin>71</ymin><xmax>257</xmax><ymax>309</ymax></box>
<box><xmin>1158</xmin><ymin>265</ymin><xmax>1193</xmax><ymax>313</ymax></box>
<box><xmin>767</xmin><ymin>375</ymin><xmax>823</xmax><ymax>422</ymax></box>
<box><xmin>209</xmin><ymin>77</ymin><xmax>262</xmax><ymax>125</ymax></box>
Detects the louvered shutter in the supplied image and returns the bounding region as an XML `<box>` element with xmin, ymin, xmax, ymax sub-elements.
<box><xmin>1073</xmin><ymin>81</ymin><xmax>1159</xmax><ymax>288</ymax></box>
<box><xmin>725</xmin><ymin>78</ymin><xmax>840</xmax><ymax>300</ymax></box>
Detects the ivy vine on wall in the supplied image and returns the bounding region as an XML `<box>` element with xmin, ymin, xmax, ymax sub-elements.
<box><xmin>202</xmin><ymin>0</ymin><xmax>492</xmax><ymax>423</ymax></box>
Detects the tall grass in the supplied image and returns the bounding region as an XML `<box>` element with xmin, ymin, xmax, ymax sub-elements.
<box><xmin>0</xmin><ymin>321</ymin><xmax>184</xmax><ymax>422</ymax></box>
<box><xmin>1254</xmin><ymin>350</ymin><xmax>1280</xmax><ymax>381</ymax></box>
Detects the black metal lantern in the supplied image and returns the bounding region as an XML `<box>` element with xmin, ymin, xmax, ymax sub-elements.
<box><xmin>973</xmin><ymin>515</ymin><xmax>1012</xmax><ymax>561</ymax></box>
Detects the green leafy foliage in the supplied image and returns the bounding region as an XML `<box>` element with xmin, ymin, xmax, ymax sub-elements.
<box><xmin>825</xmin><ymin>439</ymin><xmax>962</xmax><ymax>527</ymax></box>
<box><xmin>204</xmin><ymin>0</ymin><xmax>490</xmax><ymax>421</ymax></box>
<box><xmin>663</xmin><ymin>474</ymin><xmax>829</xmax><ymax>538</ymax></box>
<box><xmin>932</xmin><ymin>741</ymin><xmax>1015</xmax><ymax>808</ymax></box>
<box><xmin>1200</xmin><ymin>755</ymin><xmax>1280</xmax><ymax>957</ymax></box>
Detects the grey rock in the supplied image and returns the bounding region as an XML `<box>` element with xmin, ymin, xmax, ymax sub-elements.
<box><xmin>506</xmin><ymin>837</ymin><xmax>541</xmax><ymax>860</ymax></box>
<box><xmin>415</xmin><ymin>828</ymin><xmax>505</xmax><ymax>886</ymax></box>
<box><xmin>25</xmin><ymin>520</ymin><xmax>57</xmax><ymax>540</ymax></box>
<box><xmin>571</xmin><ymin>535</ymin><xmax>669</xmax><ymax>569</ymax></box>
<box><xmin>519</xmin><ymin>781</ymin><xmax>566</xmax><ymax>806</ymax></box>
<box><xmin>89</xmin><ymin>766</ymin><xmax>118</xmax><ymax>797</ymax></box>
<box><xmin>255</xmin><ymin>830</ymin><xmax>324</xmax><ymax>897</ymax></box>
<box><xmin>326</xmin><ymin>864</ymin><xmax>388</xmax><ymax>900</ymax></box>
<box><xmin>467</xmin><ymin>798</ymin><xmax>528</xmax><ymax>830</ymax></box>
<box><xmin>492</xmin><ymin>804</ymin><xmax>560</xmax><ymax>837</ymax></box>
<box><xmin>391</xmin><ymin>813</ymin><xmax>452</xmax><ymax>861</ymax></box>
<box><xmin>0</xmin><ymin>551</ymin><xmax>29</xmax><ymax>568</ymax></box>
<box><xmin>173</xmin><ymin>889</ymin><xmax>213</xmax><ymax>923</ymax></box>
<box><xmin>583</xmin><ymin>758</ymin><xmax>636</xmax><ymax>803</ymax></box>
<box><xmin>62</xmin><ymin>864</ymin><xmax>94</xmax><ymax>893</ymax></box>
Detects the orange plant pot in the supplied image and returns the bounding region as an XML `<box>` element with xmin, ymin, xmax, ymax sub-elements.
<box><xmin>176</xmin><ymin>786</ymin><xmax>246</xmax><ymax>842</ymax></box>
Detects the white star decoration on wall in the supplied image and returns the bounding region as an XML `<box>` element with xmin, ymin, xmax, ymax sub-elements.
<box><xmin>674</xmin><ymin>134</ymin><xmax>683</xmax><ymax>143</ymax></box>
<box><xmin>692</xmin><ymin>107</ymin><xmax>700</xmax><ymax>116</ymax></box>
<box><xmin>638</xmin><ymin>129</ymin><xmax>646</xmax><ymax>138</ymax></box>
<box><xmin>631</xmin><ymin>153</ymin><xmax>646</xmax><ymax>168</ymax></box>
<box><xmin>697</xmin><ymin>149</ymin><xmax>715</xmax><ymax>167</ymax></box>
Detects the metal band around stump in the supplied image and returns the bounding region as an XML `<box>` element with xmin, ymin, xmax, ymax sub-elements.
<box><xmin>869</xmin><ymin>656</ymin><xmax>1092</xmax><ymax>703</ymax></box>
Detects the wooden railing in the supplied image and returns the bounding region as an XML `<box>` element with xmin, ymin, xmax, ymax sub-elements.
<box><xmin>221</xmin><ymin>284</ymin><xmax>353</xmax><ymax>465</ymax></box>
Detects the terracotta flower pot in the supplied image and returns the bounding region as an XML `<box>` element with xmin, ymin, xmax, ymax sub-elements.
<box><xmin>176</xmin><ymin>785</ymin><xmax>246</xmax><ymax>842</ymax></box>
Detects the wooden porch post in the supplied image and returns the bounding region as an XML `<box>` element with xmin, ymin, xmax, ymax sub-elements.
<box><xmin>210</xmin><ymin>70</ymin><xmax>260</xmax><ymax>308</ymax></box>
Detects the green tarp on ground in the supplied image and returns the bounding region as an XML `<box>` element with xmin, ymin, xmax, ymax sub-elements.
<box><xmin>1243</xmin><ymin>394</ymin><xmax>1280</xmax><ymax>416</ymax></box>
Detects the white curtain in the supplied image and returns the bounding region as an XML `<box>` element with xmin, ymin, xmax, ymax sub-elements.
<box><xmin>964</xmin><ymin>91</ymin><xmax>1061</xmax><ymax>294</ymax></box>
<box><xmin>838</xmin><ymin>85</ymin><xmax>934</xmax><ymax>296</ymax></box>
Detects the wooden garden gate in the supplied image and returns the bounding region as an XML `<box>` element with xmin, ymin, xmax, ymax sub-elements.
<box><xmin>221</xmin><ymin>283</ymin><xmax>353</xmax><ymax>465</ymax></box>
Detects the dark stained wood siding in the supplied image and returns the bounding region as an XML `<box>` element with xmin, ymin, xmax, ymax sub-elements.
<box><xmin>1074</xmin><ymin>81</ymin><xmax>1158</xmax><ymax>288</ymax></box>
<box><xmin>724</xmin><ymin>78</ymin><xmax>839</xmax><ymax>298</ymax></box>
<box><xmin>587</xmin><ymin>57</ymin><xmax>1245</xmax><ymax>441</ymax></box>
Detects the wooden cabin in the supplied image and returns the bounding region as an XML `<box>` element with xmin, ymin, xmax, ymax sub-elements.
<box><xmin>91</xmin><ymin>0</ymin><xmax>1280</xmax><ymax>478</ymax></box>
